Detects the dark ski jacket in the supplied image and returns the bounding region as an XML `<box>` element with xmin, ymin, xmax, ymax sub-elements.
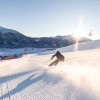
<box><xmin>51</xmin><ymin>51</ymin><xmax>65</xmax><ymax>61</ymax></box>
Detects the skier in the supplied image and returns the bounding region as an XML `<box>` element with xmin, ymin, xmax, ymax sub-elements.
<box><xmin>49</xmin><ymin>51</ymin><xmax>65</xmax><ymax>66</ymax></box>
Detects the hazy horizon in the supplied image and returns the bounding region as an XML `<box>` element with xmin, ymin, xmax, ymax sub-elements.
<box><xmin>0</xmin><ymin>0</ymin><xmax>100</xmax><ymax>40</ymax></box>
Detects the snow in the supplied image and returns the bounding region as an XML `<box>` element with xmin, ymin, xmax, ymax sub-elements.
<box><xmin>39</xmin><ymin>39</ymin><xmax>100</xmax><ymax>55</ymax></box>
<box><xmin>0</xmin><ymin>26</ymin><xmax>20</xmax><ymax>35</ymax></box>
<box><xmin>0</xmin><ymin>48</ymin><xmax>49</xmax><ymax>57</ymax></box>
<box><xmin>0</xmin><ymin>40</ymin><xmax>100</xmax><ymax>100</ymax></box>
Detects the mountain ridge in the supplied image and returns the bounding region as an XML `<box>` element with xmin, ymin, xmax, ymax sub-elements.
<box><xmin>0</xmin><ymin>26</ymin><xmax>91</xmax><ymax>48</ymax></box>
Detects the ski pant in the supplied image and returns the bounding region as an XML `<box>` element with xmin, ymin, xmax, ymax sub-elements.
<box><xmin>49</xmin><ymin>59</ymin><xmax>60</xmax><ymax>66</ymax></box>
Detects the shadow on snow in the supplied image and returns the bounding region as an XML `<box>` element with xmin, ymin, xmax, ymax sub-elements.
<box><xmin>0</xmin><ymin>68</ymin><xmax>97</xmax><ymax>100</ymax></box>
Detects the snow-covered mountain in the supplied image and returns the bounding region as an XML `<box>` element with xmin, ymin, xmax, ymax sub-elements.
<box><xmin>0</xmin><ymin>26</ymin><xmax>91</xmax><ymax>48</ymax></box>
<box><xmin>0</xmin><ymin>26</ymin><xmax>23</xmax><ymax>37</ymax></box>
<box><xmin>0</xmin><ymin>27</ymin><xmax>35</xmax><ymax>48</ymax></box>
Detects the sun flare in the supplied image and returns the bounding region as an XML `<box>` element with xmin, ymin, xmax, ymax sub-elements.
<box><xmin>72</xmin><ymin>18</ymin><xmax>94</xmax><ymax>40</ymax></box>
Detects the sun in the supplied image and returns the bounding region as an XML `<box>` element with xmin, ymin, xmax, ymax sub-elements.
<box><xmin>71</xmin><ymin>17</ymin><xmax>84</xmax><ymax>38</ymax></box>
<box><xmin>72</xmin><ymin>33</ymin><xmax>82</xmax><ymax>39</ymax></box>
<box><xmin>72</xmin><ymin>18</ymin><xmax>94</xmax><ymax>40</ymax></box>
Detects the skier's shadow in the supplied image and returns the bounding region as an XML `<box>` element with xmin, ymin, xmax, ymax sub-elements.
<box><xmin>0</xmin><ymin>70</ymin><xmax>63</xmax><ymax>99</ymax></box>
<box><xmin>0</xmin><ymin>69</ymin><xmax>36</xmax><ymax>84</ymax></box>
<box><xmin>0</xmin><ymin>70</ymin><xmax>97</xmax><ymax>100</ymax></box>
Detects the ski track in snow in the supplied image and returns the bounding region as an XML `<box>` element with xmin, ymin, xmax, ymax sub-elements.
<box><xmin>0</xmin><ymin>49</ymin><xmax>100</xmax><ymax>100</ymax></box>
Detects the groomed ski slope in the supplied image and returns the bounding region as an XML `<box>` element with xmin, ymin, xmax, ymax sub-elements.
<box><xmin>0</xmin><ymin>49</ymin><xmax>100</xmax><ymax>100</ymax></box>
<box><xmin>0</xmin><ymin>40</ymin><xmax>100</xmax><ymax>100</ymax></box>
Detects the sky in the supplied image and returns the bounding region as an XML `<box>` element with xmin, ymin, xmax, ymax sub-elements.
<box><xmin>0</xmin><ymin>0</ymin><xmax>100</xmax><ymax>39</ymax></box>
